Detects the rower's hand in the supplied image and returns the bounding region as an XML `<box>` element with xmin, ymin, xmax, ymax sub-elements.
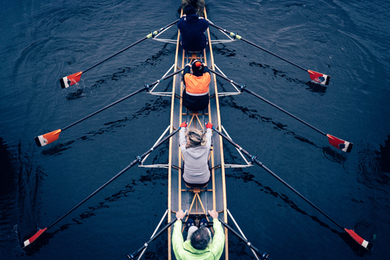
<box><xmin>180</xmin><ymin>121</ymin><xmax>187</xmax><ymax>128</ymax></box>
<box><xmin>205</xmin><ymin>122</ymin><xmax>213</xmax><ymax>129</ymax></box>
<box><xmin>208</xmin><ymin>209</ymin><xmax>218</xmax><ymax>219</ymax></box>
<box><xmin>176</xmin><ymin>210</ymin><xmax>187</xmax><ymax>220</ymax></box>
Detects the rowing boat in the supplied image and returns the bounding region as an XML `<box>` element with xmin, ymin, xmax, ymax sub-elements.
<box><xmin>167</xmin><ymin>5</ymin><xmax>228</xmax><ymax>260</ymax></box>
<box><xmin>132</xmin><ymin>2</ymin><xmax>370</xmax><ymax>257</ymax></box>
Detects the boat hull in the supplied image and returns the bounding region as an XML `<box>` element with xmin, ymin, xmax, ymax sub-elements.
<box><xmin>167</xmin><ymin>5</ymin><xmax>228</xmax><ymax>259</ymax></box>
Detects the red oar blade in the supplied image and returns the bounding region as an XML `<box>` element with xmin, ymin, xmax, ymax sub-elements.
<box><xmin>35</xmin><ymin>129</ymin><xmax>62</xmax><ymax>147</ymax></box>
<box><xmin>345</xmin><ymin>228</ymin><xmax>373</xmax><ymax>250</ymax></box>
<box><xmin>308</xmin><ymin>70</ymin><xmax>330</xmax><ymax>86</ymax></box>
<box><xmin>327</xmin><ymin>134</ymin><xmax>353</xmax><ymax>153</ymax></box>
<box><xmin>59</xmin><ymin>71</ymin><xmax>82</xmax><ymax>88</ymax></box>
<box><xmin>23</xmin><ymin>227</ymin><xmax>48</xmax><ymax>248</ymax></box>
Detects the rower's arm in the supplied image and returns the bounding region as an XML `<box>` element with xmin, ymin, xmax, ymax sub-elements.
<box><xmin>182</xmin><ymin>65</ymin><xmax>191</xmax><ymax>81</ymax></box>
<box><xmin>209</xmin><ymin>218</ymin><xmax>225</xmax><ymax>259</ymax></box>
<box><xmin>179</xmin><ymin>127</ymin><xmax>187</xmax><ymax>148</ymax></box>
<box><xmin>172</xmin><ymin>220</ymin><xmax>185</xmax><ymax>259</ymax></box>
<box><xmin>206</xmin><ymin>128</ymin><xmax>212</xmax><ymax>148</ymax></box>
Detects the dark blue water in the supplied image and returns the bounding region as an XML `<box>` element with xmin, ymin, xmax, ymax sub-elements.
<box><xmin>1</xmin><ymin>0</ymin><xmax>389</xmax><ymax>259</ymax></box>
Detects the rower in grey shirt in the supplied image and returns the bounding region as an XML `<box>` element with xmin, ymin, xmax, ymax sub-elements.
<box><xmin>179</xmin><ymin>122</ymin><xmax>212</xmax><ymax>186</ymax></box>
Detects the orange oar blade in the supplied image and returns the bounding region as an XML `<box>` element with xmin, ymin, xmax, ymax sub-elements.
<box><xmin>327</xmin><ymin>134</ymin><xmax>353</xmax><ymax>153</ymax></box>
<box><xmin>23</xmin><ymin>227</ymin><xmax>48</xmax><ymax>247</ymax></box>
<box><xmin>308</xmin><ymin>70</ymin><xmax>330</xmax><ymax>86</ymax></box>
<box><xmin>345</xmin><ymin>228</ymin><xmax>373</xmax><ymax>250</ymax></box>
<box><xmin>59</xmin><ymin>71</ymin><xmax>82</xmax><ymax>89</ymax></box>
<box><xmin>35</xmin><ymin>129</ymin><xmax>62</xmax><ymax>147</ymax></box>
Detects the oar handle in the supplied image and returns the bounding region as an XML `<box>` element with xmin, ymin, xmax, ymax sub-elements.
<box><xmin>83</xmin><ymin>19</ymin><xmax>179</xmax><ymax>74</ymax></box>
<box><xmin>208</xmin><ymin>22</ymin><xmax>307</xmax><ymax>72</ymax></box>
<box><xmin>212</xmin><ymin>127</ymin><xmax>344</xmax><ymax>230</ymax></box>
<box><xmin>208</xmin><ymin>69</ymin><xmax>327</xmax><ymax>137</ymax></box>
<box><xmin>127</xmin><ymin>218</ymin><xmax>178</xmax><ymax>259</ymax></box>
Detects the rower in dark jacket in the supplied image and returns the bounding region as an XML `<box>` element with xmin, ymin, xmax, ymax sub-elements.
<box><xmin>182</xmin><ymin>60</ymin><xmax>210</xmax><ymax>111</ymax></box>
<box><xmin>178</xmin><ymin>5</ymin><xmax>209</xmax><ymax>52</ymax></box>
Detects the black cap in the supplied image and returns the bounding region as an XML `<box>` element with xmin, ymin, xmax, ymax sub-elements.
<box><xmin>192</xmin><ymin>60</ymin><xmax>204</xmax><ymax>76</ymax></box>
<box><xmin>184</xmin><ymin>5</ymin><xmax>197</xmax><ymax>15</ymax></box>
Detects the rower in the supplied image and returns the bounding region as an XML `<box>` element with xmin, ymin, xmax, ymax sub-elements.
<box><xmin>182</xmin><ymin>60</ymin><xmax>210</xmax><ymax>112</ymax></box>
<box><xmin>172</xmin><ymin>209</ymin><xmax>225</xmax><ymax>260</ymax></box>
<box><xmin>179</xmin><ymin>122</ymin><xmax>213</xmax><ymax>187</ymax></box>
<box><xmin>177</xmin><ymin>4</ymin><xmax>209</xmax><ymax>52</ymax></box>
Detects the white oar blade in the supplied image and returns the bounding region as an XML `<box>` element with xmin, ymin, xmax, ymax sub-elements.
<box><xmin>308</xmin><ymin>70</ymin><xmax>330</xmax><ymax>86</ymax></box>
<box><xmin>327</xmin><ymin>134</ymin><xmax>353</xmax><ymax>153</ymax></box>
<box><xmin>35</xmin><ymin>129</ymin><xmax>62</xmax><ymax>147</ymax></box>
<box><xmin>345</xmin><ymin>228</ymin><xmax>373</xmax><ymax>250</ymax></box>
<box><xmin>59</xmin><ymin>71</ymin><xmax>82</xmax><ymax>88</ymax></box>
<box><xmin>23</xmin><ymin>227</ymin><xmax>48</xmax><ymax>248</ymax></box>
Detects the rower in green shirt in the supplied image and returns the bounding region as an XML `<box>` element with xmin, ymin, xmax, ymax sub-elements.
<box><xmin>172</xmin><ymin>209</ymin><xmax>225</xmax><ymax>259</ymax></box>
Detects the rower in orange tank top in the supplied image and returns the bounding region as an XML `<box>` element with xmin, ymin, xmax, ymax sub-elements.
<box><xmin>182</xmin><ymin>60</ymin><xmax>210</xmax><ymax>111</ymax></box>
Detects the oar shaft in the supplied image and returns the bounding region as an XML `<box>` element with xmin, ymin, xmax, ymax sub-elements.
<box><xmin>62</xmin><ymin>68</ymin><xmax>184</xmax><ymax>132</ymax></box>
<box><xmin>137</xmin><ymin>128</ymin><xmax>180</xmax><ymax>160</ymax></box>
<box><xmin>83</xmin><ymin>38</ymin><xmax>147</xmax><ymax>74</ymax></box>
<box><xmin>83</xmin><ymin>19</ymin><xmax>179</xmax><ymax>74</ymax></box>
<box><xmin>208</xmin><ymin>69</ymin><xmax>327</xmax><ymax>137</ymax></box>
<box><xmin>219</xmin><ymin>220</ymin><xmax>260</xmax><ymax>253</ymax></box>
<box><xmin>241</xmin><ymin>38</ymin><xmax>306</xmax><ymax>71</ymax></box>
<box><xmin>48</xmin><ymin>157</ymin><xmax>140</xmax><ymax>229</ymax></box>
<box><xmin>127</xmin><ymin>218</ymin><xmax>177</xmax><ymax>259</ymax></box>
<box><xmin>147</xmin><ymin>68</ymin><xmax>185</xmax><ymax>88</ymax></box>
<box><xmin>26</xmin><ymin>128</ymin><xmax>179</xmax><ymax>246</ymax></box>
<box><xmin>48</xmin><ymin>128</ymin><xmax>179</xmax><ymax>229</ymax></box>
<box><xmin>252</xmin><ymin>158</ymin><xmax>343</xmax><ymax>230</ymax></box>
<box><xmin>209</xmin><ymin>23</ymin><xmax>307</xmax><ymax>72</ymax></box>
<box><xmin>213</xmin><ymin>127</ymin><xmax>344</xmax><ymax>230</ymax></box>
<box><xmin>242</xmin><ymin>88</ymin><xmax>327</xmax><ymax>136</ymax></box>
<box><xmin>62</xmin><ymin>87</ymin><xmax>147</xmax><ymax>131</ymax></box>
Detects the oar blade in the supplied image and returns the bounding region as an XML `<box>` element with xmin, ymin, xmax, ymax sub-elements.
<box><xmin>35</xmin><ymin>129</ymin><xmax>62</xmax><ymax>147</ymax></box>
<box><xmin>59</xmin><ymin>71</ymin><xmax>83</xmax><ymax>89</ymax></box>
<box><xmin>308</xmin><ymin>70</ymin><xmax>330</xmax><ymax>86</ymax></box>
<box><xmin>23</xmin><ymin>227</ymin><xmax>48</xmax><ymax>248</ymax></box>
<box><xmin>345</xmin><ymin>228</ymin><xmax>373</xmax><ymax>250</ymax></box>
<box><xmin>327</xmin><ymin>134</ymin><xmax>353</xmax><ymax>153</ymax></box>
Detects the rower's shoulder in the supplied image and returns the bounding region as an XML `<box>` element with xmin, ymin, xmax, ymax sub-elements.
<box><xmin>198</xmin><ymin>17</ymin><xmax>208</xmax><ymax>23</ymax></box>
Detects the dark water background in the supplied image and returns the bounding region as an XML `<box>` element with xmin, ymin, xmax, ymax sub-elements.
<box><xmin>1</xmin><ymin>0</ymin><xmax>389</xmax><ymax>259</ymax></box>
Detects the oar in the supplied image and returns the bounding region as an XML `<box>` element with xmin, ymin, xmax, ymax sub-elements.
<box><xmin>126</xmin><ymin>218</ymin><xmax>178</xmax><ymax>259</ymax></box>
<box><xmin>36</xmin><ymin>68</ymin><xmax>184</xmax><ymax>147</ymax></box>
<box><xmin>23</xmin><ymin>128</ymin><xmax>180</xmax><ymax>248</ymax></box>
<box><xmin>208</xmin><ymin>22</ymin><xmax>330</xmax><ymax>86</ymax></box>
<box><xmin>209</xmin><ymin>69</ymin><xmax>353</xmax><ymax>153</ymax></box>
<box><xmin>212</xmin><ymin>126</ymin><xmax>372</xmax><ymax>250</ymax></box>
<box><xmin>59</xmin><ymin>19</ymin><xmax>179</xmax><ymax>88</ymax></box>
<box><xmin>219</xmin><ymin>220</ymin><xmax>270</xmax><ymax>260</ymax></box>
